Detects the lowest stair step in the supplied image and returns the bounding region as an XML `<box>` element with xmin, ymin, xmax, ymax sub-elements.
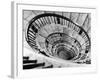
<box><xmin>23</xmin><ymin>62</ymin><xmax>45</xmax><ymax>69</ymax></box>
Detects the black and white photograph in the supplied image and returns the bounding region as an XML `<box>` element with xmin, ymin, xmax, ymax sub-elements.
<box><xmin>23</xmin><ymin>10</ymin><xmax>91</xmax><ymax>70</ymax></box>
<box><xmin>0</xmin><ymin>0</ymin><xmax>99</xmax><ymax>79</ymax></box>
<box><xmin>10</xmin><ymin>2</ymin><xmax>97</xmax><ymax>78</ymax></box>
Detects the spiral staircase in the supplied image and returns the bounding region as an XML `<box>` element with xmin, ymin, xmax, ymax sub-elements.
<box><xmin>23</xmin><ymin>11</ymin><xmax>91</xmax><ymax>69</ymax></box>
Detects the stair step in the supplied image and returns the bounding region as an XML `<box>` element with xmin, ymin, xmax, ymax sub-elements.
<box><xmin>23</xmin><ymin>56</ymin><xmax>29</xmax><ymax>60</ymax></box>
<box><xmin>42</xmin><ymin>65</ymin><xmax>53</xmax><ymax>68</ymax></box>
<box><xmin>23</xmin><ymin>62</ymin><xmax>45</xmax><ymax>69</ymax></box>
<box><xmin>23</xmin><ymin>60</ymin><xmax>37</xmax><ymax>64</ymax></box>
